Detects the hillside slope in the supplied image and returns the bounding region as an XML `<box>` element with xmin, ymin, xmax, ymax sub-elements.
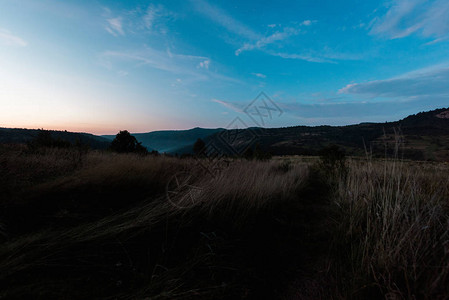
<box><xmin>0</xmin><ymin>128</ymin><xmax>111</xmax><ymax>149</ymax></box>
<box><xmin>204</xmin><ymin>107</ymin><xmax>449</xmax><ymax>161</ymax></box>
<box><xmin>2</xmin><ymin>108</ymin><xmax>448</xmax><ymax>160</ymax></box>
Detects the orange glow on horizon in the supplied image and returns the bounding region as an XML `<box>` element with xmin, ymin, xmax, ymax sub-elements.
<box><xmin>0</xmin><ymin>120</ymin><xmax>204</xmax><ymax>136</ymax></box>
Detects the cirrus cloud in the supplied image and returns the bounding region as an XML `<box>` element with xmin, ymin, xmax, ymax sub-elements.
<box><xmin>235</xmin><ymin>27</ymin><xmax>299</xmax><ymax>56</ymax></box>
<box><xmin>105</xmin><ymin>17</ymin><xmax>125</xmax><ymax>36</ymax></box>
<box><xmin>0</xmin><ymin>28</ymin><xmax>27</xmax><ymax>47</ymax></box>
<box><xmin>339</xmin><ymin>65</ymin><xmax>449</xmax><ymax>98</ymax></box>
<box><xmin>371</xmin><ymin>0</ymin><xmax>449</xmax><ymax>41</ymax></box>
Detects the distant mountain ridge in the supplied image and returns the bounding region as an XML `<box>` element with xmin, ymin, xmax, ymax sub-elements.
<box><xmin>202</xmin><ymin>107</ymin><xmax>449</xmax><ymax>161</ymax></box>
<box><xmin>2</xmin><ymin>108</ymin><xmax>449</xmax><ymax>160</ymax></box>
<box><xmin>102</xmin><ymin>127</ymin><xmax>224</xmax><ymax>153</ymax></box>
<box><xmin>0</xmin><ymin>128</ymin><xmax>110</xmax><ymax>149</ymax></box>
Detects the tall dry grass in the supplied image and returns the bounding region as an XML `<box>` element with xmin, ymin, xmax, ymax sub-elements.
<box><xmin>331</xmin><ymin>158</ymin><xmax>449</xmax><ymax>299</ymax></box>
<box><xmin>0</xmin><ymin>150</ymin><xmax>314</xmax><ymax>299</ymax></box>
<box><xmin>1</xmin><ymin>146</ymin><xmax>448</xmax><ymax>299</ymax></box>
<box><xmin>0</xmin><ymin>144</ymin><xmax>84</xmax><ymax>196</ymax></box>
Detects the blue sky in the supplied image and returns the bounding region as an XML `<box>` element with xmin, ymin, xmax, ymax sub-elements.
<box><xmin>1</xmin><ymin>0</ymin><xmax>449</xmax><ymax>134</ymax></box>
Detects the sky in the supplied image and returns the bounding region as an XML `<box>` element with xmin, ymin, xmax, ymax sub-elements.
<box><xmin>1</xmin><ymin>0</ymin><xmax>449</xmax><ymax>134</ymax></box>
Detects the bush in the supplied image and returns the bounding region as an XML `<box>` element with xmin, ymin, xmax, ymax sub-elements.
<box><xmin>110</xmin><ymin>130</ymin><xmax>148</xmax><ymax>154</ymax></box>
<box><xmin>193</xmin><ymin>138</ymin><xmax>206</xmax><ymax>155</ymax></box>
<box><xmin>243</xmin><ymin>143</ymin><xmax>272</xmax><ymax>161</ymax></box>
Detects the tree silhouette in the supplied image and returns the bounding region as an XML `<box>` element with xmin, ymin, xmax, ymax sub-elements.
<box><xmin>193</xmin><ymin>138</ymin><xmax>206</xmax><ymax>155</ymax></box>
<box><xmin>243</xmin><ymin>143</ymin><xmax>271</xmax><ymax>160</ymax></box>
<box><xmin>110</xmin><ymin>130</ymin><xmax>147</xmax><ymax>154</ymax></box>
<box><xmin>29</xmin><ymin>130</ymin><xmax>71</xmax><ymax>149</ymax></box>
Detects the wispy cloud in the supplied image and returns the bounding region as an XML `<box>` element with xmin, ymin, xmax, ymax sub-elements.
<box><xmin>102</xmin><ymin>47</ymin><xmax>206</xmax><ymax>75</ymax></box>
<box><xmin>103</xmin><ymin>4</ymin><xmax>176</xmax><ymax>38</ymax></box>
<box><xmin>211</xmin><ymin>84</ymin><xmax>446</xmax><ymax>124</ymax></box>
<box><xmin>235</xmin><ymin>27</ymin><xmax>299</xmax><ymax>56</ymax></box>
<box><xmin>275</xmin><ymin>96</ymin><xmax>449</xmax><ymax>125</ymax></box>
<box><xmin>251</xmin><ymin>73</ymin><xmax>266</xmax><ymax>78</ymax></box>
<box><xmin>270</xmin><ymin>63</ymin><xmax>449</xmax><ymax>123</ymax></box>
<box><xmin>197</xmin><ymin>59</ymin><xmax>210</xmax><ymax>69</ymax></box>
<box><xmin>117</xmin><ymin>70</ymin><xmax>128</xmax><ymax>77</ymax></box>
<box><xmin>190</xmin><ymin>0</ymin><xmax>260</xmax><ymax>40</ymax></box>
<box><xmin>268</xmin><ymin>48</ymin><xmax>368</xmax><ymax>63</ymax></box>
<box><xmin>211</xmin><ymin>99</ymin><xmax>245</xmax><ymax>113</ymax></box>
<box><xmin>266</xmin><ymin>51</ymin><xmax>334</xmax><ymax>63</ymax></box>
<box><xmin>105</xmin><ymin>17</ymin><xmax>125</xmax><ymax>36</ymax></box>
<box><xmin>190</xmin><ymin>1</ymin><xmax>348</xmax><ymax>63</ymax></box>
<box><xmin>0</xmin><ymin>28</ymin><xmax>27</xmax><ymax>47</ymax></box>
<box><xmin>101</xmin><ymin>47</ymin><xmax>240</xmax><ymax>84</ymax></box>
<box><xmin>142</xmin><ymin>4</ymin><xmax>174</xmax><ymax>34</ymax></box>
<box><xmin>280</xmin><ymin>100</ymin><xmax>412</xmax><ymax>119</ymax></box>
<box><xmin>339</xmin><ymin>64</ymin><xmax>449</xmax><ymax>98</ymax></box>
<box><xmin>143</xmin><ymin>4</ymin><xmax>162</xmax><ymax>29</ymax></box>
<box><xmin>301</xmin><ymin>20</ymin><xmax>313</xmax><ymax>26</ymax></box>
<box><xmin>212</xmin><ymin>96</ymin><xmax>436</xmax><ymax>125</ymax></box>
<box><xmin>371</xmin><ymin>0</ymin><xmax>449</xmax><ymax>41</ymax></box>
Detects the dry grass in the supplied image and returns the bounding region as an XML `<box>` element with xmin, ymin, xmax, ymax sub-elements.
<box><xmin>331</xmin><ymin>158</ymin><xmax>449</xmax><ymax>299</ymax></box>
<box><xmin>0</xmin><ymin>148</ymin><xmax>314</xmax><ymax>299</ymax></box>
<box><xmin>0</xmin><ymin>144</ymin><xmax>85</xmax><ymax>196</ymax></box>
<box><xmin>0</xmin><ymin>146</ymin><xmax>448</xmax><ymax>299</ymax></box>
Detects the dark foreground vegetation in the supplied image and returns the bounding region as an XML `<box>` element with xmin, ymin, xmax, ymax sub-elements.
<box><xmin>0</xmin><ymin>144</ymin><xmax>448</xmax><ymax>299</ymax></box>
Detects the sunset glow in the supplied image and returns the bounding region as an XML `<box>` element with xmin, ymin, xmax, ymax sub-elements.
<box><xmin>1</xmin><ymin>0</ymin><xmax>449</xmax><ymax>134</ymax></box>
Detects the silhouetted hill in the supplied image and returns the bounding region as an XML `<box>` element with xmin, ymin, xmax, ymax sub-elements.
<box><xmin>398</xmin><ymin>108</ymin><xmax>449</xmax><ymax>132</ymax></box>
<box><xmin>203</xmin><ymin>107</ymin><xmax>449</xmax><ymax>161</ymax></box>
<box><xmin>102</xmin><ymin>127</ymin><xmax>224</xmax><ymax>153</ymax></box>
<box><xmin>3</xmin><ymin>108</ymin><xmax>448</xmax><ymax>160</ymax></box>
<box><xmin>0</xmin><ymin>128</ymin><xmax>111</xmax><ymax>149</ymax></box>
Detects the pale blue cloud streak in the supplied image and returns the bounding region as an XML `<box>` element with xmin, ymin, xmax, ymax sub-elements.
<box><xmin>0</xmin><ymin>28</ymin><xmax>27</xmax><ymax>46</ymax></box>
<box><xmin>371</xmin><ymin>0</ymin><xmax>449</xmax><ymax>40</ymax></box>
<box><xmin>339</xmin><ymin>64</ymin><xmax>449</xmax><ymax>98</ymax></box>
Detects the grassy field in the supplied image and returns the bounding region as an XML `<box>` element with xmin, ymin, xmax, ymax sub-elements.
<box><xmin>1</xmin><ymin>144</ymin><xmax>448</xmax><ymax>299</ymax></box>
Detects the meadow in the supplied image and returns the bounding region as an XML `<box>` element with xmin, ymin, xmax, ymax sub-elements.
<box><xmin>0</xmin><ymin>144</ymin><xmax>448</xmax><ymax>299</ymax></box>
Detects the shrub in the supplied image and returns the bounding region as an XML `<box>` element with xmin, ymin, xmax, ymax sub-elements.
<box><xmin>243</xmin><ymin>143</ymin><xmax>272</xmax><ymax>161</ymax></box>
<box><xmin>110</xmin><ymin>130</ymin><xmax>148</xmax><ymax>154</ymax></box>
<box><xmin>193</xmin><ymin>138</ymin><xmax>206</xmax><ymax>155</ymax></box>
